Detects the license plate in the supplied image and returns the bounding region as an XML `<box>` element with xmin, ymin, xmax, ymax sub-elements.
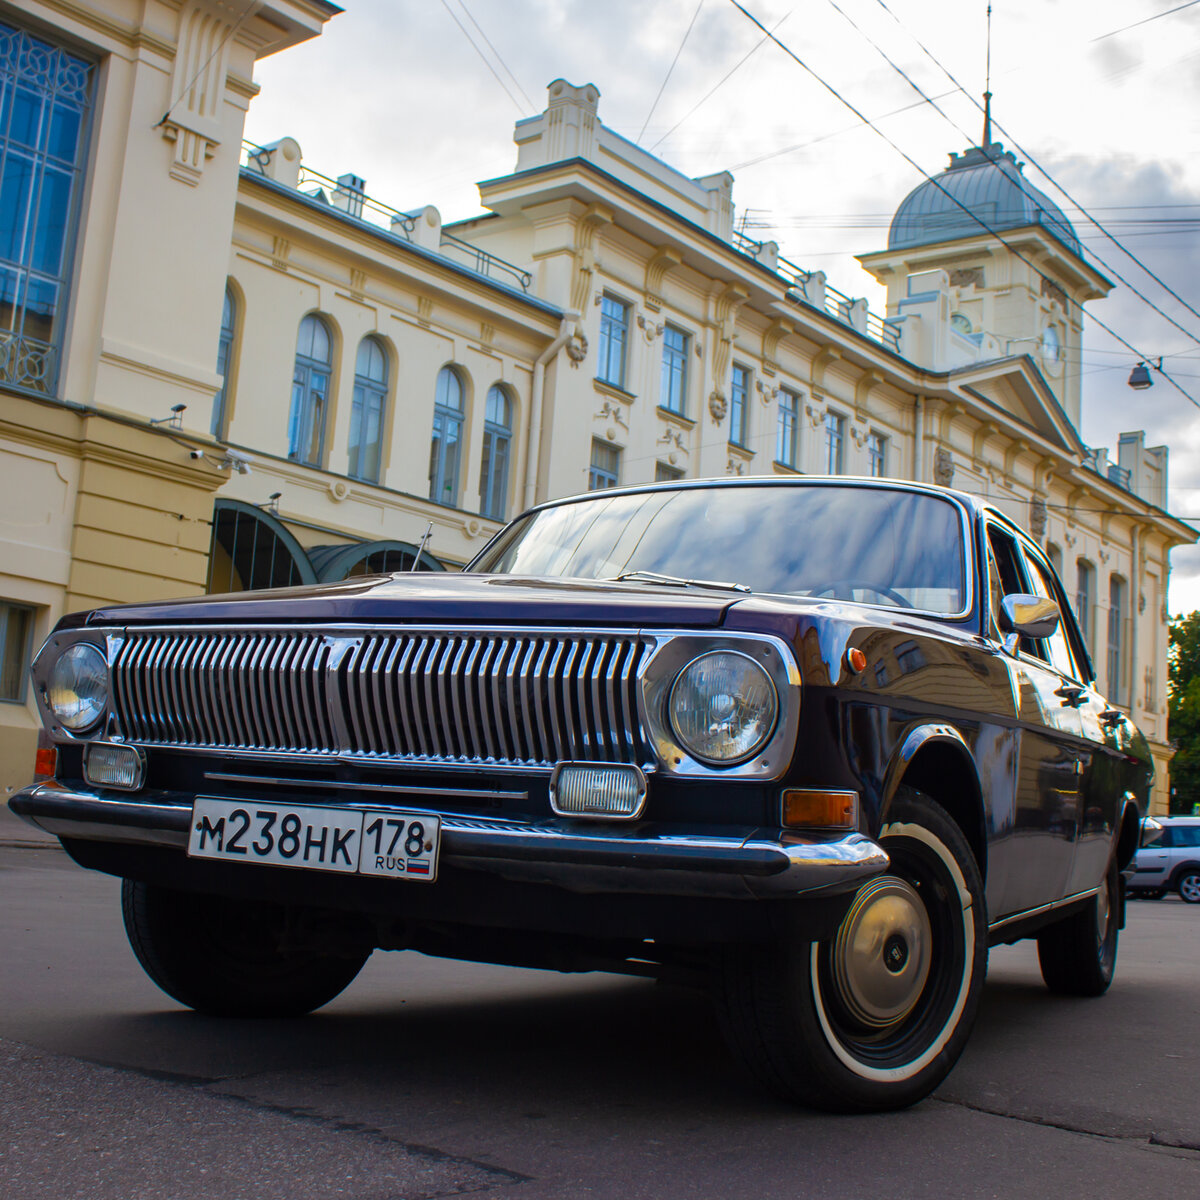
<box><xmin>187</xmin><ymin>797</ymin><xmax>440</xmax><ymax>882</ymax></box>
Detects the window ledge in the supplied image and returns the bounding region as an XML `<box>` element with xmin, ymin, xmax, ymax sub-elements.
<box><xmin>594</xmin><ymin>379</ymin><xmax>637</xmax><ymax>403</ymax></box>
<box><xmin>656</xmin><ymin>405</ymin><xmax>695</xmax><ymax>431</ymax></box>
<box><xmin>772</xmin><ymin>461</ymin><xmax>803</xmax><ymax>475</ymax></box>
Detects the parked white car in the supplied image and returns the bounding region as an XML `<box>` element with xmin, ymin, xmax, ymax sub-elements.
<box><xmin>1130</xmin><ymin>817</ymin><xmax>1200</xmax><ymax>902</ymax></box>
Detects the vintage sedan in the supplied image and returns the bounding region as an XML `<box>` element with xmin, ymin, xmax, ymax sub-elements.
<box><xmin>13</xmin><ymin>478</ymin><xmax>1149</xmax><ymax>1112</ymax></box>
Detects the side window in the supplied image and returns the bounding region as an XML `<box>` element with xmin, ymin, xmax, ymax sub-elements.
<box><xmin>1176</xmin><ymin>826</ymin><xmax>1200</xmax><ymax>849</ymax></box>
<box><xmin>1023</xmin><ymin>549</ymin><xmax>1081</xmax><ymax>680</ymax></box>
<box><xmin>986</xmin><ymin>526</ymin><xmax>1044</xmax><ymax>661</ymax></box>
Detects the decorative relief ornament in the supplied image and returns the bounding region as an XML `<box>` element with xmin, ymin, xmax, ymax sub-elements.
<box><xmin>755</xmin><ymin>379</ymin><xmax>779</xmax><ymax>406</ymax></box>
<box><xmin>638</xmin><ymin>314</ymin><xmax>664</xmax><ymax>343</ymax></box>
<box><xmin>727</xmin><ymin>456</ymin><xmax>746</xmax><ymax>476</ymax></box>
<box><xmin>1029</xmin><ymin>496</ymin><xmax>1047</xmax><ymax>539</ymax></box>
<box><xmin>657</xmin><ymin>428</ymin><xmax>687</xmax><ymax>456</ymax></box>
<box><xmin>565</xmin><ymin>331</ymin><xmax>588</xmax><ymax>367</ymax></box>
<box><xmin>933</xmin><ymin>447</ymin><xmax>955</xmax><ymax>487</ymax></box>
<box><xmin>594</xmin><ymin>400</ymin><xmax>628</xmax><ymax>429</ymax></box>
<box><xmin>708</xmin><ymin>389</ymin><xmax>727</xmax><ymax>423</ymax></box>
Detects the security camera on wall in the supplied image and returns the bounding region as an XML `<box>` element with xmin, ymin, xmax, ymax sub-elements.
<box><xmin>219</xmin><ymin>449</ymin><xmax>252</xmax><ymax>475</ymax></box>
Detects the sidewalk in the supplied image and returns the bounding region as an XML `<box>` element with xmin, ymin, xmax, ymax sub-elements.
<box><xmin>0</xmin><ymin>797</ymin><xmax>60</xmax><ymax>849</ymax></box>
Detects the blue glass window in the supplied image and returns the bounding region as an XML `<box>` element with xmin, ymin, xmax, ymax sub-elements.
<box><xmin>348</xmin><ymin>336</ymin><xmax>388</xmax><ymax>482</ymax></box>
<box><xmin>288</xmin><ymin>315</ymin><xmax>332</xmax><ymax>466</ymax></box>
<box><xmin>598</xmin><ymin>294</ymin><xmax>629</xmax><ymax>388</ymax></box>
<box><xmin>867</xmin><ymin>430</ymin><xmax>887</xmax><ymax>477</ymax></box>
<box><xmin>777</xmin><ymin>388</ymin><xmax>799</xmax><ymax>467</ymax></box>
<box><xmin>589</xmin><ymin>439</ymin><xmax>620</xmax><ymax>490</ymax></box>
<box><xmin>0</xmin><ymin>21</ymin><xmax>93</xmax><ymax>395</ymax></box>
<box><xmin>479</xmin><ymin>384</ymin><xmax>511</xmax><ymax>520</ymax></box>
<box><xmin>0</xmin><ymin>599</ymin><xmax>32</xmax><ymax>701</ymax></box>
<box><xmin>430</xmin><ymin>366</ymin><xmax>464</xmax><ymax>506</ymax></box>
<box><xmin>660</xmin><ymin>325</ymin><xmax>689</xmax><ymax>415</ymax></box>
<box><xmin>212</xmin><ymin>286</ymin><xmax>236</xmax><ymax>437</ymax></box>
<box><xmin>730</xmin><ymin>364</ymin><xmax>750</xmax><ymax>447</ymax></box>
<box><xmin>824</xmin><ymin>410</ymin><xmax>845</xmax><ymax>474</ymax></box>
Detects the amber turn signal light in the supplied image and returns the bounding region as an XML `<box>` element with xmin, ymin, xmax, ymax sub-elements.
<box><xmin>845</xmin><ymin>647</ymin><xmax>867</xmax><ymax>674</ymax></box>
<box><xmin>34</xmin><ymin>745</ymin><xmax>57</xmax><ymax>782</ymax></box>
<box><xmin>782</xmin><ymin>789</ymin><xmax>858</xmax><ymax>829</ymax></box>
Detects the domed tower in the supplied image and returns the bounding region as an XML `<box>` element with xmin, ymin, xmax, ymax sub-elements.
<box><xmin>858</xmin><ymin>121</ymin><xmax>1112</xmax><ymax>430</ymax></box>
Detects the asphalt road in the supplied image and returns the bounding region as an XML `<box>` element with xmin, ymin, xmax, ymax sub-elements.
<box><xmin>2</xmin><ymin>823</ymin><xmax>1199</xmax><ymax>1199</ymax></box>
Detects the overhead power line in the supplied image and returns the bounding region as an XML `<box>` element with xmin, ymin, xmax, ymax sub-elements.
<box><xmin>638</xmin><ymin>0</ymin><xmax>705</xmax><ymax>145</ymax></box>
<box><xmin>455</xmin><ymin>0</ymin><xmax>534</xmax><ymax>112</ymax></box>
<box><xmin>725</xmin><ymin>0</ymin><xmax>1200</xmax><ymax>411</ymax></box>
<box><xmin>867</xmin><ymin>0</ymin><xmax>1200</xmax><ymax>349</ymax></box>
<box><xmin>437</xmin><ymin>0</ymin><xmax>525</xmax><ymax>116</ymax></box>
<box><xmin>1091</xmin><ymin>1</ymin><xmax>1200</xmax><ymax>43</ymax></box>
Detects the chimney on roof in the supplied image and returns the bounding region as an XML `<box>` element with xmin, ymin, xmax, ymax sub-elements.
<box><xmin>333</xmin><ymin>173</ymin><xmax>366</xmax><ymax>219</ymax></box>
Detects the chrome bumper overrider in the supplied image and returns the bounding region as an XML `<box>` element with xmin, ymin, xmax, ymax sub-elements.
<box><xmin>11</xmin><ymin>781</ymin><xmax>889</xmax><ymax>900</ymax></box>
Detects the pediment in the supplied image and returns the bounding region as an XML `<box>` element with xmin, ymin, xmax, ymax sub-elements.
<box><xmin>949</xmin><ymin>356</ymin><xmax>1084</xmax><ymax>458</ymax></box>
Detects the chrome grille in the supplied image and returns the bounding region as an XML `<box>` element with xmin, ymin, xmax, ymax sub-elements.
<box><xmin>110</xmin><ymin>629</ymin><xmax>651</xmax><ymax>768</ymax></box>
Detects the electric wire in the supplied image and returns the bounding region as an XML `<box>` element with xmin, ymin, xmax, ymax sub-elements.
<box><xmin>870</xmin><ymin>0</ymin><xmax>1200</xmax><ymax>343</ymax></box>
<box><xmin>437</xmin><ymin>0</ymin><xmax>525</xmax><ymax>116</ymax></box>
<box><xmin>638</xmin><ymin>0</ymin><xmax>706</xmax><ymax>144</ymax></box>
<box><xmin>455</xmin><ymin>0</ymin><xmax>535</xmax><ymax>111</ymax></box>
<box><xmin>648</xmin><ymin>10</ymin><xmax>789</xmax><ymax>152</ymax></box>
<box><xmin>1090</xmin><ymin>0</ymin><xmax>1200</xmax><ymax>43</ymax></box>
<box><xmin>726</xmin><ymin>0</ymin><xmax>1200</xmax><ymax>409</ymax></box>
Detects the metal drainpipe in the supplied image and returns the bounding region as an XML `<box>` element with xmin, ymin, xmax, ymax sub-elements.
<box><xmin>913</xmin><ymin>396</ymin><xmax>925</xmax><ymax>482</ymax></box>
<box><xmin>524</xmin><ymin>316</ymin><xmax>576</xmax><ymax>511</ymax></box>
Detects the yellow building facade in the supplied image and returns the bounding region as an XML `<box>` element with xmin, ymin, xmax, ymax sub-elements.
<box><xmin>0</xmin><ymin>6</ymin><xmax>1192</xmax><ymax>811</ymax></box>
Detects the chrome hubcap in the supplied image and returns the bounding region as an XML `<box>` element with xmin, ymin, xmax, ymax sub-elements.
<box><xmin>1182</xmin><ymin>875</ymin><xmax>1200</xmax><ymax>903</ymax></box>
<box><xmin>831</xmin><ymin>876</ymin><xmax>932</xmax><ymax>1029</ymax></box>
<box><xmin>1095</xmin><ymin>876</ymin><xmax>1111</xmax><ymax>948</ymax></box>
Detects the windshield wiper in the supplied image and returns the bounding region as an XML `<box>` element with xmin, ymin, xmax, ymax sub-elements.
<box><xmin>612</xmin><ymin>570</ymin><xmax>752</xmax><ymax>594</ymax></box>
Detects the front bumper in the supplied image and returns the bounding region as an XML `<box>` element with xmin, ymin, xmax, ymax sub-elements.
<box><xmin>11</xmin><ymin>780</ymin><xmax>889</xmax><ymax>901</ymax></box>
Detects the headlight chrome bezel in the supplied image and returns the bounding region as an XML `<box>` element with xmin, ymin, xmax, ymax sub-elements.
<box><xmin>640</xmin><ymin>633</ymin><xmax>800</xmax><ymax>780</ymax></box>
<box><xmin>34</xmin><ymin>634</ymin><xmax>112</xmax><ymax>740</ymax></box>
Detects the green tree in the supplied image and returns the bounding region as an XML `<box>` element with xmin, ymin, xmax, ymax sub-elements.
<box><xmin>1168</xmin><ymin>612</ymin><xmax>1200</xmax><ymax>814</ymax></box>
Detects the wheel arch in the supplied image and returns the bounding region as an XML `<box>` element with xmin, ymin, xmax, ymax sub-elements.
<box><xmin>1168</xmin><ymin>861</ymin><xmax>1200</xmax><ymax>888</ymax></box>
<box><xmin>1115</xmin><ymin>800</ymin><xmax>1143</xmax><ymax>871</ymax></box>
<box><xmin>883</xmin><ymin>724</ymin><xmax>987</xmax><ymax>884</ymax></box>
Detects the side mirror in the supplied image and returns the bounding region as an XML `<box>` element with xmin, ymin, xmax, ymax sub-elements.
<box><xmin>1140</xmin><ymin>818</ymin><xmax>1163</xmax><ymax>849</ymax></box>
<box><xmin>999</xmin><ymin>593</ymin><xmax>1060</xmax><ymax>656</ymax></box>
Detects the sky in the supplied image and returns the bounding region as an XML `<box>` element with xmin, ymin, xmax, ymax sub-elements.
<box><xmin>244</xmin><ymin>0</ymin><xmax>1200</xmax><ymax>610</ymax></box>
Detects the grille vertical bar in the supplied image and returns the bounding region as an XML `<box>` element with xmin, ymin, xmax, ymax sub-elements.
<box><xmin>110</xmin><ymin>629</ymin><xmax>651</xmax><ymax>767</ymax></box>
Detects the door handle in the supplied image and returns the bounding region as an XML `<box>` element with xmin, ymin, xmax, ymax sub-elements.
<box><xmin>1098</xmin><ymin>708</ymin><xmax>1125</xmax><ymax>727</ymax></box>
<box><xmin>1054</xmin><ymin>684</ymin><xmax>1084</xmax><ymax>706</ymax></box>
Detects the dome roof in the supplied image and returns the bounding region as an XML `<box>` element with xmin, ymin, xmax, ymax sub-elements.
<box><xmin>888</xmin><ymin>142</ymin><xmax>1080</xmax><ymax>257</ymax></box>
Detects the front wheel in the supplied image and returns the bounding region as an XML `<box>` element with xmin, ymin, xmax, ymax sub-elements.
<box><xmin>1178</xmin><ymin>870</ymin><xmax>1200</xmax><ymax>904</ymax></box>
<box><xmin>122</xmin><ymin>881</ymin><xmax>370</xmax><ymax>1017</ymax></box>
<box><xmin>713</xmin><ymin>790</ymin><xmax>987</xmax><ymax>1112</ymax></box>
<box><xmin>1036</xmin><ymin>858</ymin><xmax>1118</xmax><ymax>996</ymax></box>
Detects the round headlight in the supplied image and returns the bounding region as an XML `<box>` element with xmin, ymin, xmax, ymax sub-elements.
<box><xmin>47</xmin><ymin>642</ymin><xmax>108</xmax><ymax>733</ymax></box>
<box><xmin>668</xmin><ymin>651</ymin><xmax>778</xmax><ymax>765</ymax></box>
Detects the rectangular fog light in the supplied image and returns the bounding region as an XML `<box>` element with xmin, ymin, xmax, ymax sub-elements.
<box><xmin>84</xmin><ymin>742</ymin><xmax>146</xmax><ymax>791</ymax></box>
<box><xmin>550</xmin><ymin>762</ymin><xmax>647</xmax><ymax>821</ymax></box>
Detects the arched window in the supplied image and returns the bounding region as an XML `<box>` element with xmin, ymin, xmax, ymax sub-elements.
<box><xmin>429</xmin><ymin>366</ymin><xmax>464</xmax><ymax>506</ymax></box>
<box><xmin>212</xmin><ymin>285</ymin><xmax>236</xmax><ymax>437</ymax></box>
<box><xmin>478</xmin><ymin>384</ymin><xmax>512</xmax><ymax>520</ymax></box>
<box><xmin>348</xmin><ymin>335</ymin><xmax>387</xmax><ymax>481</ymax></box>
<box><xmin>288</xmin><ymin>314</ymin><xmax>332</xmax><ymax>466</ymax></box>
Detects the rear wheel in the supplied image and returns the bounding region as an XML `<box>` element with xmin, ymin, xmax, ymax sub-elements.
<box><xmin>1036</xmin><ymin>858</ymin><xmax>1118</xmax><ymax>996</ymax></box>
<box><xmin>713</xmin><ymin>790</ymin><xmax>987</xmax><ymax>1112</ymax></box>
<box><xmin>122</xmin><ymin>880</ymin><xmax>370</xmax><ymax>1017</ymax></box>
<box><xmin>1178</xmin><ymin>870</ymin><xmax>1200</xmax><ymax>904</ymax></box>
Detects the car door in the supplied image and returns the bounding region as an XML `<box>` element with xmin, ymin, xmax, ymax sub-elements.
<box><xmin>985</xmin><ymin>525</ymin><xmax>1082</xmax><ymax>918</ymax></box>
<box><xmin>1133</xmin><ymin>821</ymin><xmax>1170</xmax><ymax>889</ymax></box>
<box><xmin>1019</xmin><ymin>542</ymin><xmax>1129</xmax><ymax>899</ymax></box>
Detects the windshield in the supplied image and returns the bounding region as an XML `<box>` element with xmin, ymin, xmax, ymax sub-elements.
<box><xmin>471</xmin><ymin>484</ymin><xmax>968</xmax><ymax>614</ymax></box>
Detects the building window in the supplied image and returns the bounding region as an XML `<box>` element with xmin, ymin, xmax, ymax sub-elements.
<box><xmin>0</xmin><ymin>21</ymin><xmax>94</xmax><ymax>397</ymax></box>
<box><xmin>589</xmin><ymin>438</ymin><xmax>620</xmax><ymax>490</ymax></box>
<box><xmin>660</xmin><ymin>325</ymin><xmax>689</xmax><ymax>415</ymax></box>
<box><xmin>429</xmin><ymin>365</ymin><xmax>465</xmax><ymax>506</ymax></box>
<box><xmin>776</xmin><ymin>388</ymin><xmax>800</xmax><ymax>468</ymax></box>
<box><xmin>825</xmin><ymin>410</ymin><xmax>845</xmax><ymax>474</ymax></box>
<box><xmin>0</xmin><ymin>600</ymin><xmax>32</xmax><ymax>701</ymax></box>
<box><xmin>1108</xmin><ymin>574</ymin><xmax>1126</xmax><ymax>704</ymax></box>
<box><xmin>655</xmin><ymin>461</ymin><xmax>684</xmax><ymax>482</ymax></box>
<box><xmin>1076</xmin><ymin>559</ymin><xmax>1094</xmax><ymax>648</ymax></box>
<box><xmin>479</xmin><ymin>384</ymin><xmax>512</xmax><ymax>520</ymax></box>
<box><xmin>1047</xmin><ymin>542</ymin><xmax>1062</xmax><ymax>575</ymax></box>
<box><xmin>212</xmin><ymin>285</ymin><xmax>236</xmax><ymax>438</ymax></box>
<box><xmin>597</xmin><ymin>294</ymin><xmax>629</xmax><ymax>388</ymax></box>
<box><xmin>729</xmin><ymin>364</ymin><xmax>750</xmax><ymax>447</ymax></box>
<box><xmin>867</xmin><ymin>430</ymin><xmax>887</xmax><ymax>477</ymax></box>
<box><xmin>348</xmin><ymin>336</ymin><xmax>387</xmax><ymax>482</ymax></box>
<box><xmin>288</xmin><ymin>314</ymin><xmax>332</xmax><ymax>466</ymax></box>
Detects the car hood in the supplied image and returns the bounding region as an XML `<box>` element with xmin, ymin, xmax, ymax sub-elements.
<box><xmin>75</xmin><ymin>573</ymin><xmax>740</xmax><ymax>630</ymax></box>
